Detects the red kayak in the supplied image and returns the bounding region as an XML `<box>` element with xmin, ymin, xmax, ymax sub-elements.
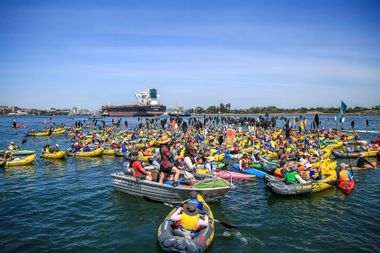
<box><xmin>337</xmin><ymin>179</ymin><xmax>355</xmax><ymax>195</ymax></box>
<box><xmin>12</xmin><ymin>125</ymin><xmax>26</xmax><ymax>129</ymax></box>
<box><xmin>216</xmin><ymin>170</ymin><xmax>256</xmax><ymax>180</ymax></box>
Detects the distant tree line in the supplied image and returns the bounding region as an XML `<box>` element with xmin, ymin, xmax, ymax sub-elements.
<box><xmin>185</xmin><ymin>104</ymin><xmax>380</xmax><ymax>114</ymax></box>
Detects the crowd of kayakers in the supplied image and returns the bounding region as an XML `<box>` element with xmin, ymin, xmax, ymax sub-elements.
<box><xmin>2</xmin><ymin>116</ymin><xmax>379</xmax><ymax>180</ymax></box>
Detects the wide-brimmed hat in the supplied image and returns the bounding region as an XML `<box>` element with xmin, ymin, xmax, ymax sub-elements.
<box><xmin>253</xmin><ymin>150</ymin><xmax>260</xmax><ymax>155</ymax></box>
<box><xmin>160</xmin><ymin>135</ymin><xmax>172</xmax><ymax>145</ymax></box>
<box><xmin>183</xmin><ymin>202</ymin><xmax>198</xmax><ymax>216</ymax></box>
<box><xmin>340</xmin><ymin>162</ymin><xmax>349</xmax><ymax>168</ymax></box>
<box><xmin>242</xmin><ymin>152</ymin><xmax>248</xmax><ymax>157</ymax></box>
<box><xmin>175</xmin><ymin>156</ymin><xmax>184</xmax><ymax>162</ymax></box>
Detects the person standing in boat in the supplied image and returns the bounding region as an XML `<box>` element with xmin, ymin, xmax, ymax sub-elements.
<box><xmin>12</xmin><ymin>120</ymin><xmax>17</xmax><ymax>128</ymax></box>
<box><xmin>158</xmin><ymin>135</ymin><xmax>180</xmax><ymax>186</ymax></box>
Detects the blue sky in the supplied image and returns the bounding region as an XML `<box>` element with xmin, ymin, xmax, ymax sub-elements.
<box><xmin>1</xmin><ymin>0</ymin><xmax>379</xmax><ymax>110</ymax></box>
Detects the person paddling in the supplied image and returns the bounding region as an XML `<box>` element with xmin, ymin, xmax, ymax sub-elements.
<box><xmin>239</xmin><ymin>152</ymin><xmax>251</xmax><ymax>173</ymax></box>
<box><xmin>356</xmin><ymin>155</ymin><xmax>375</xmax><ymax>168</ymax></box>
<box><xmin>169</xmin><ymin>202</ymin><xmax>209</xmax><ymax>239</ymax></box>
<box><xmin>338</xmin><ymin>163</ymin><xmax>354</xmax><ymax>181</ymax></box>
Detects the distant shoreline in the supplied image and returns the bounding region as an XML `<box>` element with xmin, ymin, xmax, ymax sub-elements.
<box><xmin>190</xmin><ymin>112</ymin><xmax>380</xmax><ymax>116</ymax></box>
<box><xmin>2</xmin><ymin>112</ymin><xmax>380</xmax><ymax>117</ymax></box>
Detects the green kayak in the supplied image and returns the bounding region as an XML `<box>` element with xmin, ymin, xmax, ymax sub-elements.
<box><xmin>0</xmin><ymin>150</ymin><xmax>36</xmax><ymax>156</ymax></box>
<box><xmin>193</xmin><ymin>178</ymin><xmax>231</xmax><ymax>188</ymax></box>
<box><xmin>197</xmin><ymin>162</ymin><xmax>227</xmax><ymax>170</ymax></box>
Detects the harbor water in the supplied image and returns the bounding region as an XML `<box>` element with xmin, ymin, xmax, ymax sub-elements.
<box><xmin>1</xmin><ymin>115</ymin><xmax>379</xmax><ymax>253</ymax></box>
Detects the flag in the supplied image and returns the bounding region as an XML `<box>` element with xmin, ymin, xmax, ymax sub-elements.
<box><xmin>340</xmin><ymin>101</ymin><xmax>347</xmax><ymax>119</ymax></box>
<box><xmin>300</xmin><ymin>118</ymin><xmax>306</xmax><ymax>132</ymax></box>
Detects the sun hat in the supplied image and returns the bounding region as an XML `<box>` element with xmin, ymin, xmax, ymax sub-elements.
<box><xmin>160</xmin><ymin>135</ymin><xmax>172</xmax><ymax>145</ymax></box>
<box><xmin>340</xmin><ymin>162</ymin><xmax>349</xmax><ymax>168</ymax></box>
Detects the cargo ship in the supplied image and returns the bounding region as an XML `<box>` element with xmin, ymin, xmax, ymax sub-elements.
<box><xmin>101</xmin><ymin>88</ymin><xmax>166</xmax><ymax>117</ymax></box>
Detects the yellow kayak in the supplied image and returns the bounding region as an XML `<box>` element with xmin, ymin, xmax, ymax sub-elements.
<box><xmin>157</xmin><ymin>194</ymin><xmax>214</xmax><ymax>253</ymax></box>
<box><xmin>3</xmin><ymin>154</ymin><xmax>36</xmax><ymax>167</ymax></box>
<box><xmin>41</xmin><ymin>151</ymin><xmax>66</xmax><ymax>159</ymax></box>
<box><xmin>103</xmin><ymin>149</ymin><xmax>116</xmax><ymax>156</ymax></box>
<box><xmin>360</xmin><ymin>147</ymin><xmax>380</xmax><ymax>157</ymax></box>
<box><xmin>27</xmin><ymin>131</ymin><xmax>49</xmax><ymax>137</ymax></box>
<box><xmin>53</xmin><ymin>129</ymin><xmax>66</xmax><ymax>135</ymax></box>
<box><xmin>139</xmin><ymin>155</ymin><xmax>154</xmax><ymax>163</ymax></box>
<box><xmin>209</xmin><ymin>153</ymin><xmax>225</xmax><ymax>162</ymax></box>
<box><xmin>68</xmin><ymin>148</ymin><xmax>103</xmax><ymax>157</ymax></box>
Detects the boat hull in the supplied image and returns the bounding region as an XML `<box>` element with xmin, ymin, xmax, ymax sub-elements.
<box><xmin>111</xmin><ymin>172</ymin><xmax>232</xmax><ymax>203</ymax></box>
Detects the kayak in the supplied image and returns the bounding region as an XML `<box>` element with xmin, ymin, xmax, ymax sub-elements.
<box><xmin>232</xmin><ymin>163</ymin><xmax>266</xmax><ymax>178</ymax></box>
<box><xmin>196</xmin><ymin>168</ymin><xmax>255</xmax><ymax>180</ymax></box>
<box><xmin>157</xmin><ymin>195</ymin><xmax>215</xmax><ymax>253</ymax></box>
<box><xmin>337</xmin><ymin>179</ymin><xmax>355</xmax><ymax>195</ymax></box>
<box><xmin>359</xmin><ymin>148</ymin><xmax>380</xmax><ymax>158</ymax></box>
<box><xmin>333</xmin><ymin>148</ymin><xmax>380</xmax><ymax>158</ymax></box>
<box><xmin>52</xmin><ymin>128</ymin><xmax>66</xmax><ymax>134</ymax></box>
<box><xmin>41</xmin><ymin>151</ymin><xmax>66</xmax><ymax>159</ymax></box>
<box><xmin>196</xmin><ymin>162</ymin><xmax>227</xmax><ymax>170</ymax></box>
<box><xmin>0</xmin><ymin>150</ymin><xmax>36</xmax><ymax>156</ymax></box>
<box><xmin>193</xmin><ymin>178</ymin><xmax>232</xmax><ymax>188</ymax></box>
<box><xmin>350</xmin><ymin>161</ymin><xmax>377</xmax><ymax>170</ymax></box>
<box><xmin>332</xmin><ymin>150</ymin><xmax>361</xmax><ymax>159</ymax></box>
<box><xmin>12</xmin><ymin>125</ymin><xmax>26</xmax><ymax>129</ymax></box>
<box><xmin>2</xmin><ymin>154</ymin><xmax>36</xmax><ymax>167</ymax></box>
<box><xmin>102</xmin><ymin>149</ymin><xmax>116</xmax><ymax>156</ymax></box>
<box><xmin>208</xmin><ymin>153</ymin><xmax>225</xmax><ymax>162</ymax></box>
<box><xmin>266</xmin><ymin>170</ymin><xmax>337</xmax><ymax>195</ymax></box>
<box><xmin>27</xmin><ymin>131</ymin><xmax>50</xmax><ymax>137</ymax></box>
<box><xmin>67</xmin><ymin>148</ymin><xmax>103</xmax><ymax>157</ymax></box>
<box><xmin>139</xmin><ymin>155</ymin><xmax>154</xmax><ymax>163</ymax></box>
<box><xmin>215</xmin><ymin>170</ymin><xmax>255</xmax><ymax>180</ymax></box>
<box><xmin>225</xmin><ymin>153</ymin><xmax>242</xmax><ymax>159</ymax></box>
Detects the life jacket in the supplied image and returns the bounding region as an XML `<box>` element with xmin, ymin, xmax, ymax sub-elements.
<box><xmin>274</xmin><ymin>168</ymin><xmax>283</xmax><ymax>178</ymax></box>
<box><xmin>180</xmin><ymin>212</ymin><xmax>200</xmax><ymax>231</ymax></box>
<box><xmin>284</xmin><ymin>171</ymin><xmax>298</xmax><ymax>183</ymax></box>
<box><xmin>339</xmin><ymin>170</ymin><xmax>351</xmax><ymax>181</ymax></box>
<box><xmin>240</xmin><ymin>158</ymin><xmax>249</xmax><ymax>168</ymax></box>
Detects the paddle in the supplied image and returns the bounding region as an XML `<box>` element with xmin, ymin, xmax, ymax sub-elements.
<box><xmin>19</xmin><ymin>138</ymin><xmax>27</xmax><ymax>146</ymax></box>
<box><xmin>143</xmin><ymin>196</ymin><xmax>238</xmax><ymax>229</ymax></box>
<box><xmin>218</xmin><ymin>135</ymin><xmax>224</xmax><ymax>156</ymax></box>
<box><xmin>314</xmin><ymin>114</ymin><xmax>320</xmax><ymax>149</ymax></box>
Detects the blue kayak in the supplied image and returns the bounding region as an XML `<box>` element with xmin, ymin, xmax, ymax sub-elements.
<box><xmin>232</xmin><ymin>164</ymin><xmax>266</xmax><ymax>178</ymax></box>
